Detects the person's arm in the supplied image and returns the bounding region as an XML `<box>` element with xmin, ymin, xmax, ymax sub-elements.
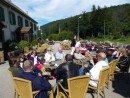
<box><xmin>54</xmin><ymin>65</ymin><xmax>63</xmax><ymax>80</ymax></box>
<box><xmin>85</xmin><ymin>52</ymin><xmax>93</xmax><ymax>60</ymax></box>
<box><xmin>37</xmin><ymin>57</ymin><xmax>43</xmax><ymax>64</ymax></box>
<box><xmin>32</xmin><ymin>76</ymin><xmax>51</xmax><ymax>91</ymax></box>
<box><xmin>55</xmin><ymin>52</ymin><xmax>60</xmax><ymax>60</ymax></box>
<box><xmin>74</xmin><ymin>53</ymin><xmax>81</xmax><ymax>60</ymax></box>
<box><xmin>90</xmin><ymin>59</ymin><xmax>94</xmax><ymax>66</ymax></box>
<box><xmin>51</xmin><ymin>54</ymin><xmax>55</xmax><ymax>61</ymax></box>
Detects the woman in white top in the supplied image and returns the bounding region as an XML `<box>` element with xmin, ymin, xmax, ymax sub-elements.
<box><xmin>44</xmin><ymin>49</ymin><xmax>55</xmax><ymax>63</ymax></box>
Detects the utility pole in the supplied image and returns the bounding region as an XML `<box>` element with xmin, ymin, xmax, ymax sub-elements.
<box><xmin>78</xmin><ymin>16</ymin><xmax>82</xmax><ymax>40</ymax></box>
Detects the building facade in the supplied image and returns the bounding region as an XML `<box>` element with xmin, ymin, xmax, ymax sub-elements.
<box><xmin>0</xmin><ymin>0</ymin><xmax>37</xmax><ymax>50</ymax></box>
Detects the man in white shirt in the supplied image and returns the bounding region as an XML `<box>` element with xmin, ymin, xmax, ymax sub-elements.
<box><xmin>88</xmin><ymin>52</ymin><xmax>108</xmax><ymax>87</ymax></box>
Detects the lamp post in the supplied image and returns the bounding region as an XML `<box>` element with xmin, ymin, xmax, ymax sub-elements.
<box><xmin>38</xmin><ymin>26</ymin><xmax>42</xmax><ymax>38</ymax></box>
<box><xmin>78</xmin><ymin>16</ymin><xmax>82</xmax><ymax>40</ymax></box>
<box><xmin>41</xmin><ymin>29</ymin><xmax>42</xmax><ymax>37</ymax></box>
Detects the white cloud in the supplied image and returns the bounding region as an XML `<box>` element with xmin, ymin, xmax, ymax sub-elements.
<box><xmin>11</xmin><ymin>0</ymin><xmax>130</xmax><ymax>26</ymax></box>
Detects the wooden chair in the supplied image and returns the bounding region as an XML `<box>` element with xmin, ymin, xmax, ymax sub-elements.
<box><xmin>7</xmin><ymin>69</ymin><xmax>19</xmax><ymax>98</ymax></box>
<box><xmin>109</xmin><ymin>59</ymin><xmax>118</xmax><ymax>80</ymax></box>
<box><xmin>13</xmin><ymin>77</ymin><xmax>39</xmax><ymax>98</ymax></box>
<box><xmin>107</xmin><ymin>59</ymin><xmax>118</xmax><ymax>88</ymax></box>
<box><xmin>56</xmin><ymin>75</ymin><xmax>90</xmax><ymax>98</ymax></box>
<box><xmin>88</xmin><ymin>67</ymin><xmax>110</xmax><ymax>98</ymax></box>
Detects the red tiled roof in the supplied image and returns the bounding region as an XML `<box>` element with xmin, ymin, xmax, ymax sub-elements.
<box><xmin>20</xmin><ymin>27</ymin><xmax>32</xmax><ymax>33</ymax></box>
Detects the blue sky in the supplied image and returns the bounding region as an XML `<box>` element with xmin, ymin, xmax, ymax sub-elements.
<box><xmin>11</xmin><ymin>0</ymin><xmax>130</xmax><ymax>26</ymax></box>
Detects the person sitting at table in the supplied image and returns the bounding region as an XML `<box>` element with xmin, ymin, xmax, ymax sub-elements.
<box><xmin>27</xmin><ymin>50</ymin><xmax>45</xmax><ymax>75</ymax></box>
<box><xmin>106</xmin><ymin>50</ymin><xmax>114</xmax><ymax>63</ymax></box>
<box><xmin>80</xmin><ymin>44</ymin><xmax>89</xmax><ymax>54</ymax></box>
<box><xmin>112</xmin><ymin>47</ymin><xmax>120</xmax><ymax>59</ymax></box>
<box><xmin>44</xmin><ymin>48</ymin><xmax>55</xmax><ymax>63</ymax></box>
<box><xmin>55</xmin><ymin>47</ymin><xmax>65</xmax><ymax>62</ymax></box>
<box><xmin>87</xmin><ymin>52</ymin><xmax>108</xmax><ymax>87</ymax></box>
<box><xmin>9</xmin><ymin>60</ymin><xmax>23</xmax><ymax>77</ymax></box>
<box><xmin>74</xmin><ymin>47</ymin><xmax>93</xmax><ymax>62</ymax></box>
<box><xmin>55</xmin><ymin>54</ymin><xmax>79</xmax><ymax>89</ymax></box>
<box><xmin>17</xmin><ymin>54</ymin><xmax>28</xmax><ymax>68</ymax></box>
<box><xmin>79</xmin><ymin>62</ymin><xmax>91</xmax><ymax>75</ymax></box>
<box><xmin>117</xmin><ymin>49</ymin><xmax>130</xmax><ymax>72</ymax></box>
<box><xmin>75</xmin><ymin>39</ymin><xmax>83</xmax><ymax>48</ymax></box>
<box><xmin>19</xmin><ymin>60</ymin><xmax>51</xmax><ymax>98</ymax></box>
<box><xmin>90</xmin><ymin>45</ymin><xmax>96</xmax><ymax>51</ymax></box>
<box><xmin>74</xmin><ymin>47</ymin><xmax>86</xmax><ymax>60</ymax></box>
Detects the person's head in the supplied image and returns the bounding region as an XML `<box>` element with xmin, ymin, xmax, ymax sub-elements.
<box><xmin>82</xmin><ymin>62</ymin><xmax>89</xmax><ymax>68</ymax></box>
<box><xmin>127</xmin><ymin>50</ymin><xmax>130</xmax><ymax>57</ymax></box>
<box><xmin>106</xmin><ymin>50</ymin><xmax>112</xmax><ymax>57</ymax></box>
<box><xmin>115</xmin><ymin>47</ymin><xmax>119</xmax><ymax>51</ymax></box>
<box><xmin>31</xmin><ymin>50</ymin><xmax>37</xmax><ymax>56</ymax></box>
<box><xmin>13</xmin><ymin>60</ymin><xmax>20</xmax><ymax>67</ymax></box>
<box><xmin>18</xmin><ymin>54</ymin><xmax>24</xmax><ymax>62</ymax></box>
<box><xmin>80</xmin><ymin>39</ymin><xmax>83</xmax><ymax>43</ymax></box>
<box><xmin>97</xmin><ymin>52</ymin><xmax>106</xmax><ymax>61</ymax></box>
<box><xmin>47</xmin><ymin>48</ymin><xmax>51</xmax><ymax>53</ymax></box>
<box><xmin>82</xmin><ymin>44</ymin><xmax>86</xmax><ymax>48</ymax></box>
<box><xmin>23</xmin><ymin>60</ymin><xmax>33</xmax><ymax>72</ymax></box>
<box><xmin>58</xmin><ymin>47</ymin><xmax>63</xmax><ymax>53</ymax></box>
<box><xmin>75</xmin><ymin>47</ymin><xmax>80</xmax><ymax>53</ymax></box>
<box><xmin>65</xmin><ymin>54</ymin><xmax>73</xmax><ymax>62</ymax></box>
<box><xmin>74</xmin><ymin>35</ymin><xmax>76</xmax><ymax>39</ymax></box>
<box><xmin>120</xmin><ymin>48</ymin><xmax>127</xmax><ymax>57</ymax></box>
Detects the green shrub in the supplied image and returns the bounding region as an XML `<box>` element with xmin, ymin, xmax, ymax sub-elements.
<box><xmin>98</xmin><ymin>32</ymin><xmax>103</xmax><ymax>38</ymax></box>
<box><xmin>31</xmin><ymin>39</ymin><xmax>37</xmax><ymax>46</ymax></box>
<box><xmin>48</xmin><ymin>31</ymin><xmax>74</xmax><ymax>41</ymax></box>
<box><xmin>18</xmin><ymin>40</ymin><xmax>29</xmax><ymax>49</ymax></box>
<box><xmin>48</xmin><ymin>34</ymin><xmax>59</xmax><ymax>41</ymax></box>
<box><xmin>113</xmin><ymin>32</ymin><xmax>121</xmax><ymax>39</ymax></box>
<box><xmin>59</xmin><ymin>31</ymin><xmax>74</xmax><ymax>41</ymax></box>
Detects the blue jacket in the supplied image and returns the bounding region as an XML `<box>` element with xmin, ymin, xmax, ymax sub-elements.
<box><xmin>19</xmin><ymin>72</ymin><xmax>51</xmax><ymax>98</ymax></box>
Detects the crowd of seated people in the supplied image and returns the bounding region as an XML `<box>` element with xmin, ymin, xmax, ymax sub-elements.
<box><xmin>8</xmin><ymin>42</ymin><xmax>130</xmax><ymax>98</ymax></box>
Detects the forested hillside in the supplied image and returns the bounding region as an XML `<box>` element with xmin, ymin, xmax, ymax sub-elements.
<box><xmin>41</xmin><ymin>4</ymin><xmax>130</xmax><ymax>40</ymax></box>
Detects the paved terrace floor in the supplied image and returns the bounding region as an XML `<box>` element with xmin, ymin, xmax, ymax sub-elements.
<box><xmin>0</xmin><ymin>43</ymin><xmax>130</xmax><ymax>98</ymax></box>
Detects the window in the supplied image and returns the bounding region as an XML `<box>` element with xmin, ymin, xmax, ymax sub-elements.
<box><xmin>34</xmin><ymin>24</ymin><xmax>36</xmax><ymax>31</ymax></box>
<box><xmin>18</xmin><ymin>16</ymin><xmax>23</xmax><ymax>26</ymax></box>
<box><xmin>11</xmin><ymin>31</ymin><xmax>16</xmax><ymax>41</ymax></box>
<box><xmin>0</xmin><ymin>6</ymin><xmax>5</xmax><ymax>21</ymax></box>
<box><xmin>9</xmin><ymin>11</ymin><xmax>16</xmax><ymax>25</ymax></box>
<box><xmin>30</xmin><ymin>22</ymin><xmax>33</xmax><ymax>30</ymax></box>
<box><xmin>25</xmin><ymin>19</ymin><xmax>29</xmax><ymax>27</ymax></box>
